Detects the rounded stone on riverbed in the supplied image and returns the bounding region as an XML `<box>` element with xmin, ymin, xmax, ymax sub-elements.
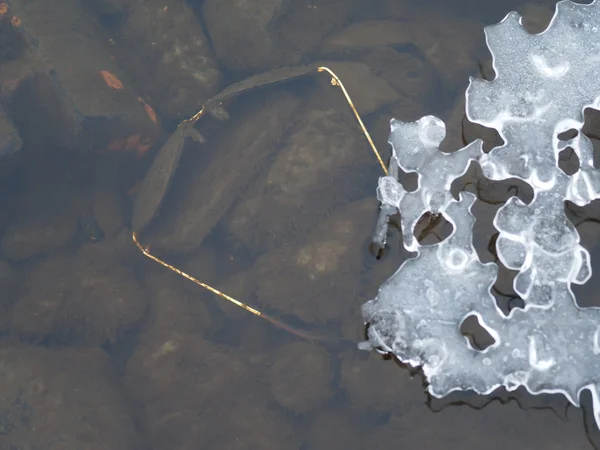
<box><xmin>268</xmin><ymin>341</ymin><xmax>333</xmax><ymax>414</ymax></box>
<box><xmin>202</xmin><ymin>0</ymin><xmax>364</xmax><ymax>71</ymax></box>
<box><xmin>0</xmin><ymin>343</ymin><xmax>137</xmax><ymax>448</ymax></box>
<box><xmin>255</xmin><ymin>199</ymin><xmax>377</xmax><ymax>324</ymax></box>
<box><xmin>340</xmin><ymin>349</ymin><xmax>426</xmax><ymax>416</ymax></box>
<box><xmin>9</xmin><ymin>239</ymin><xmax>147</xmax><ymax>345</ymax></box>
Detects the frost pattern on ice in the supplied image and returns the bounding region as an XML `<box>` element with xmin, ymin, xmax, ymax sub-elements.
<box><xmin>361</xmin><ymin>0</ymin><xmax>600</xmax><ymax>428</ymax></box>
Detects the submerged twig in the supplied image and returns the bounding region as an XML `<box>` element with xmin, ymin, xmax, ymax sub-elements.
<box><xmin>132</xmin><ymin>66</ymin><xmax>387</xmax><ymax>342</ymax></box>
<box><xmin>132</xmin><ymin>233</ymin><xmax>336</xmax><ymax>343</ymax></box>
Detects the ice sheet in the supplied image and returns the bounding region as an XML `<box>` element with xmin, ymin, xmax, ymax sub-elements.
<box><xmin>361</xmin><ymin>0</ymin><xmax>600</xmax><ymax>428</ymax></box>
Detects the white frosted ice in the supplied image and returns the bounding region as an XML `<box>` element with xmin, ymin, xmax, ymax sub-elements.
<box><xmin>361</xmin><ymin>0</ymin><xmax>600</xmax><ymax>428</ymax></box>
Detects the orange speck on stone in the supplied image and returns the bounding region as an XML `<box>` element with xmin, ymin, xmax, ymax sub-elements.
<box><xmin>138</xmin><ymin>97</ymin><xmax>158</xmax><ymax>124</ymax></box>
<box><xmin>0</xmin><ymin>4</ymin><xmax>8</xmax><ymax>15</ymax></box>
<box><xmin>10</xmin><ymin>16</ymin><xmax>20</xmax><ymax>27</ymax></box>
<box><xmin>100</xmin><ymin>70</ymin><xmax>124</xmax><ymax>90</ymax></box>
<box><xmin>136</xmin><ymin>144</ymin><xmax>151</xmax><ymax>157</ymax></box>
<box><xmin>126</xmin><ymin>135</ymin><xmax>140</xmax><ymax>147</ymax></box>
<box><xmin>126</xmin><ymin>135</ymin><xmax>153</xmax><ymax>157</ymax></box>
<box><xmin>107</xmin><ymin>134</ymin><xmax>153</xmax><ymax>157</ymax></box>
<box><xmin>107</xmin><ymin>138</ymin><xmax>125</xmax><ymax>151</ymax></box>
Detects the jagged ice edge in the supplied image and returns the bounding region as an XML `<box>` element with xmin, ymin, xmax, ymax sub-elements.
<box><xmin>361</xmin><ymin>0</ymin><xmax>600</xmax><ymax>429</ymax></box>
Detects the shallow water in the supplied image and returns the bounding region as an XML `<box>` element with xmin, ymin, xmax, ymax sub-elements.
<box><xmin>1</xmin><ymin>0</ymin><xmax>599</xmax><ymax>448</ymax></box>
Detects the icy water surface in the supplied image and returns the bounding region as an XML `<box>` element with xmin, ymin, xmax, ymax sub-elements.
<box><xmin>1</xmin><ymin>0</ymin><xmax>600</xmax><ymax>448</ymax></box>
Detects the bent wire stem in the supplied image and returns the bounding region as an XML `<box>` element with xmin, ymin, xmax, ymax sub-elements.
<box><xmin>317</xmin><ymin>66</ymin><xmax>387</xmax><ymax>174</ymax></box>
<box><xmin>131</xmin><ymin>66</ymin><xmax>387</xmax><ymax>341</ymax></box>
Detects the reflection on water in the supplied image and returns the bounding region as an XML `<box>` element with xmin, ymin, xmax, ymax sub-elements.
<box><xmin>0</xmin><ymin>0</ymin><xmax>599</xmax><ymax>448</ymax></box>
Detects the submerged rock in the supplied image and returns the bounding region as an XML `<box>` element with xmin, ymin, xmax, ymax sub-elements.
<box><xmin>322</xmin><ymin>20</ymin><xmax>414</xmax><ymax>51</ymax></box>
<box><xmin>304</xmin><ymin>407</ymin><xmax>373</xmax><ymax>450</ymax></box>
<box><xmin>0</xmin><ymin>206</ymin><xmax>78</xmax><ymax>262</ymax></box>
<box><xmin>0</xmin><ymin>156</ymin><xmax>83</xmax><ymax>262</ymax></box>
<box><xmin>0</xmin><ymin>343</ymin><xmax>139</xmax><ymax>449</ymax></box>
<box><xmin>202</xmin><ymin>0</ymin><xmax>364</xmax><ymax>71</ymax></box>
<box><xmin>9</xmin><ymin>240</ymin><xmax>147</xmax><ymax>345</ymax></box>
<box><xmin>408</xmin><ymin>10</ymin><xmax>485</xmax><ymax>89</ymax></box>
<box><xmin>340</xmin><ymin>349</ymin><xmax>425</xmax><ymax>416</ymax></box>
<box><xmin>0</xmin><ymin>105</ymin><xmax>21</xmax><ymax>179</ymax></box>
<box><xmin>142</xmin><ymin>87</ymin><xmax>302</xmax><ymax>254</ymax></box>
<box><xmin>7</xmin><ymin>0</ymin><xmax>158</xmax><ymax>154</ymax></box>
<box><xmin>226</xmin><ymin>81</ymin><xmax>380</xmax><ymax>253</ymax></box>
<box><xmin>104</xmin><ymin>0</ymin><xmax>222</xmax><ymax>122</ymax></box>
<box><xmin>125</xmin><ymin>332</ymin><xmax>259</xmax><ymax>448</ymax></box>
<box><xmin>203</xmin><ymin>389</ymin><xmax>299</xmax><ymax>450</ymax></box>
<box><xmin>268</xmin><ymin>341</ymin><xmax>333</xmax><ymax>413</ymax></box>
<box><xmin>255</xmin><ymin>198</ymin><xmax>377</xmax><ymax>324</ymax></box>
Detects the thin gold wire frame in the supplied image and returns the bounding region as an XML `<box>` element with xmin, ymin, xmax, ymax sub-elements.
<box><xmin>132</xmin><ymin>66</ymin><xmax>388</xmax><ymax>341</ymax></box>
